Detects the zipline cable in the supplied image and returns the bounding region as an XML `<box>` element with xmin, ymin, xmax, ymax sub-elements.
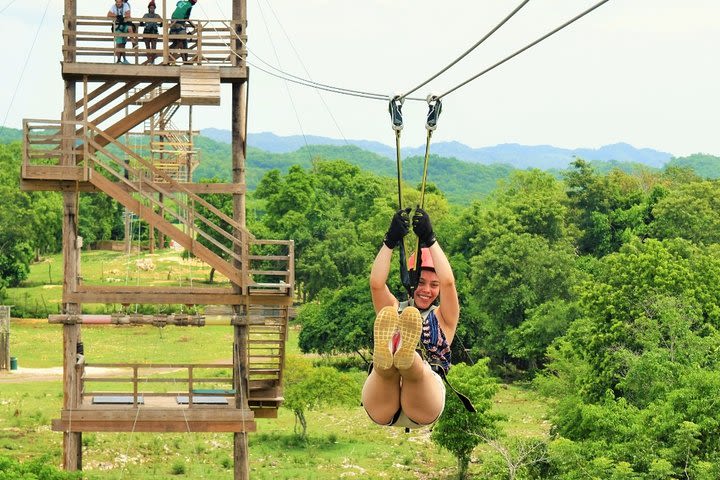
<box><xmin>252</xmin><ymin>0</ymin><xmax>312</xmax><ymax>156</ymax></box>
<box><xmin>0</xmin><ymin>0</ymin><xmax>18</xmax><ymax>15</ymax></box>
<box><xmin>261</xmin><ymin>0</ymin><xmax>351</xmax><ymax>146</ymax></box>
<box><xmin>0</xmin><ymin>0</ymin><xmax>52</xmax><ymax>135</ymax></box>
<box><xmin>209</xmin><ymin>0</ymin><xmax>426</xmax><ymax>102</ymax></box>
<box><xmin>399</xmin><ymin>0</ymin><xmax>531</xmax><ymax>101</ymax></box>
<box><xmin>437</xmin><ymin>0</ymin><xmax>612</xmax><ymax>99</ymax></box>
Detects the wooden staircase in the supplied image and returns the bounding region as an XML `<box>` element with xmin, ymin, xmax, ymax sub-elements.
<box><xmin>22</xmin><ymin>117</ymin><xmax>294</xmax><ymax>415</ymax></box>
<box><xmin>85</xmin><ymin>122</ymin><xmax>250</xmax><ymax>286</ymax></box>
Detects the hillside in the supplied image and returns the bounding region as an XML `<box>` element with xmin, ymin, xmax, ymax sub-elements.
<box><xmin>0</xmin><ymin>126</ymin><xmax>22</xmax><ymax>144</ymax></box>
<box><xmin>193</xmin><ymin>139</ymin><xmax>515</xmax><ymax>205</ymax></box>
<box><xmin>203</xmin><ymin>129</ymin><xmax>673</xmax><ymax>170</ymax></box>
<box><xmin>4</xmin><ymin>126</ymin><xmax>718</xmax><ymax>205</ymax></box>
<box><xmin>666</xmin><ymin>153</ymin><xmax>720</xmax><ymax>179</ymax></box>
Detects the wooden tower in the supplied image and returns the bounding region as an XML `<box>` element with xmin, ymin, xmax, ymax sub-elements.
<box><xmin>19</xmin><ymin>2</ymin><xmax>293</xmax><ymax>478</ymax></box>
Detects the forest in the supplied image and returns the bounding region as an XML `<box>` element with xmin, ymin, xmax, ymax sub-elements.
<box><xmin>3</xmin><ymin>130</ymin><xmax>720</xmax><ymax>478</ymax></box>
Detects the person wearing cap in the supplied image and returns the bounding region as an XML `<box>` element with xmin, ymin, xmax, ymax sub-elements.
<box><xmin>361</xmin><ymin>207</ymin><xmax>459</xmax><ymax>429</ymax></box>
<box><xmin>140</xmin><ymin>2</ymin><xmax>162</xmax><ymax>63</ymax></box>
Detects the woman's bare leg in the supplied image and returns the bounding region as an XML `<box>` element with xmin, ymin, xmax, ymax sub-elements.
<box><xmin>362</xmin><ymin>306</ymin><xmax>402</xmax><ymax>424</ymax></box>
<box><xmin>397</xmin><ymin>353</ymin><xmax>445</xmax><ymax>425</ymax></box>
<box><xmin>361</xmin><ymin>367</ymin><xmax>401</xmax><ymax>425</ymax></box>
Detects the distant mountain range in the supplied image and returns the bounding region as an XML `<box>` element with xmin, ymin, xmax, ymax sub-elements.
<box><xmin>202</xmin><ymin>128</ymin><xmax>674</xmax><ymax>170</ymax></box>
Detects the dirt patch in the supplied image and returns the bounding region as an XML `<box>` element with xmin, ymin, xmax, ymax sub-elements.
<box><xmin>0</xmin><ymin>366</ymin><xmax>133</xmax><ymax>383</ymax></box>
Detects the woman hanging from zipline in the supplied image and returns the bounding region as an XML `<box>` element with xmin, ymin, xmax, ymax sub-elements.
<box><xmin>361</xmin><ymin>206</ymin><xmax>460</xmax><ymax>429</ymax></box>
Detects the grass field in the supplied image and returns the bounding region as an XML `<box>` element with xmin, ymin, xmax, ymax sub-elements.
<box><xmin>1</xmin><ymin>253</ymin><xmax>550</xmax><ymax>479</ymax></box>
<box><xmin>4</xmin><ymin>249</ymin><xmax>229</xmax><ymax>318</ymax></box>
<box><xmin>1</xmin><ymin>319</ymin><xmax>549</xmax><ymax>479</ymax></box>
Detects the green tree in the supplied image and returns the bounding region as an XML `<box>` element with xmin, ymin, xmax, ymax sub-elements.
<box><xmin>0</xmin><ymin>143</ymin><xmax>62</xmax><ymax>287</ymax></box>
<box><xmin>282</xmin><ymin>355</ymin><xmax>361</xmax><ymax>439</ymax></box>
<box><xmin>78</xmin><ymin>193</ymin><xmax>123</xmax><ymax>246</ymax></box>
<box><xmin>564</xmin><ymin>158</ymin><xmax>654</xmax><ymax>256</ymax></box>
<box><xmin>537</xmin><ymin>240</ymin><xmax>720</xmax><ymax>476</ymax></box>
<box><xmin>431</xmin><ymin>360</ymin><xmax>502</xmax><ymax>479</ymax></box>
<box><xmin>507</xmin><ymin>299</ymin><xmax>581</xmax><ymax>371</ymax></box>
<box><xmin>469</xmin><ymin>232</ymin><xmax>578</xmax><ymax>368</ymax></box>
<box><xmin>666</xmin><ymin>153</ymin><xmax>720</xmax><ymax>180</ymax></box>
<box><xmin>649</xmin><ymin>180</ymin><xmax>720</xmax><ymax>245</ymax></box>
<box><xmin>0</xmin><ymin>454</ymin><xmax>82</xmax><ymax>479</ymax></box>
<box><xmin>297</xmin><ymin>275</ymin><xmax>375</xmax><ymax>359</ymax></box>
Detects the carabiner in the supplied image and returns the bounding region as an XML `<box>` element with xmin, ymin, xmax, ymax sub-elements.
<box><xmin>425</xmin><ymin>95</ymin><xmax>442</xmax><ymax>131</ymax></box>
<box><xmin>389</xmin><ymin>95</ymin><xmax>404</xmax><ymax>132</ymax></box>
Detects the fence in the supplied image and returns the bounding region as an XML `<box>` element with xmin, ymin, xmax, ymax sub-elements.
<box><xmin>0</xmin><ymin>306</ymin><xmax>10</xmax><ymax>371</ymax></box>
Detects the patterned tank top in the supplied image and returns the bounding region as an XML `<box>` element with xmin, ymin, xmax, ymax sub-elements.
<box><xmin>399</xmin><ymin>303</ymin><xmax>452</xmax><ymax>372</ymax></box>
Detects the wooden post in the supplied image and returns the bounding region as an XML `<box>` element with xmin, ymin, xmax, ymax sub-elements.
<box><xmin>233</xmin><ymin>316</ymin><xmax>250</xmax><ymax>480</ymax></box>
<box><xmin>0</xmin><ymin>306</ymin><xmax>9</xmax><ymax>371</ymax></box>
<box><xmin>62</xmin><ymin>2</ymin><xmax>82</xmax><ymax>467</ymax></box>
<box><xmin>162</xmin><ymin>0</ymin><xmax>169</xmax><ymax>64</ymax></box>
<box><xmin>149</xmin><ymin>218</ymin><xmax>155</xmax><ymax>253</ymax></box>
<box><xmin>188</xmin><ymin>106</ymin><xmax>194</xmax><ymax>182</ymax></box>
<box><xmin>64</xmin><ymin>0</ymin><xmax>76</xmax><ymax>64</ymax></box>
<box><xmin>158</xmin><ymin>192</ymin><xmax>165</xmax><ymax>248</ymax></box>
<box><xmin>232</xmin><ymin>2</ymin><xmax>249</xmax><ymax>478</ymax></box>
<box><xmin>61</xmin><ymin>137</ymin><xmax>83</xmax><ymax>471</ymax></box>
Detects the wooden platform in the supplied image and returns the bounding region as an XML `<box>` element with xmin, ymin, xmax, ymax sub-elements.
<box><xmin>62</xmin><ymin>62</ymin><xmax>247</xmax><ymax>83</ymax></box>
<box><xmin>52</xmin><ymin>397</ymin><xmax>256</xmax><ymax>432</ymax></box>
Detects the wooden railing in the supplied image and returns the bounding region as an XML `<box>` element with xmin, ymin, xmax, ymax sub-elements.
<box><xmin>79</xmin><ymin>362</ymin><xmax>236</xmax><ymax>407</ymax></box>
<box><xmin>22</xmin><ymin>119</ymin><xmax>82</xmax><ymax>167</ymax></box>
<box><xmin>22</xmin><ymin>119</ymin><xmax>294</xmax><ymax>294</ymax></box>
<box><xmin>63</xmin><ymin>15</ymin><xmax>244</xmax><ymax>66</ymax></box>
<box><xmin>248</xmin><ymin>240</ymin><xmax>295</xmax><ymax>294</ymax></box>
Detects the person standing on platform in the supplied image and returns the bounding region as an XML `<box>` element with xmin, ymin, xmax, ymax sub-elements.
<box><xmin>108</xmin><ymin>0</ymin><xmax>137</xmax><ymax>64</ymax></box>
<box><xmin>140</xmin><ymin>1</ymin><xmax>162</xmax><ymax>64</ymax></box>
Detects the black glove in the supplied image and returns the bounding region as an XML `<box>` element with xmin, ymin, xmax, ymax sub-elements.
<box><xmin>412</xmin><ymin>207</ymin><xmax>436</xmax><ymax>247</ymax></box>
<box><xmin>383</xmin><ymin>208</ymin><xmax>410</xmax><ymax>249</ymax></box>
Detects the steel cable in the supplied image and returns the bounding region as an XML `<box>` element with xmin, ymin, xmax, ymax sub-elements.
<box><xmin>399</xmin><ymin>0</ymin><xmax>531</xmax><ymax>101</ymax></box>
<box><xmin>437</xmin><ymin>0</ymin><xmax>612</xmax><ymax>99</ymax></box>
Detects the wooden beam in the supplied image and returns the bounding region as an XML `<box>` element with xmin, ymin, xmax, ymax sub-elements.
<box><xmin>19</xmin><ymin>180</ymin><xmax>244</xmax><ymax>194</ymax></box>
<box><xmin>20</xmin><ymin>179</ymin><xmax>245</xmax><ymax>194</ymax></box>
<box><xmin>84</xmin><ymin>82</ymin><xmax>160</xmax><ymax>128</ymax></box>
<box><xmin>52</xmin><ymin>419</ymin><xmax>257</xmax><ymax>433</ymax></box>
<box><xmin>77</xmin><ymin>81</ymin><xmax>141</xmax><ymax>120</ymax></box>
<box><xmin>74</xmin><ymin>81</ymin><xmax>113</xmax><ymax>110</ymax></box>
<box><xmin>62</xmin><ymin>63</ymin><xmax>248</xmax><ymax>83</ymax></box>
<box><xmin>63</xmin><ymin>290</ymin><xmax>293</xmax><ymax>306</ymax></box>
<box><xmin>88</xmin><ymin>85</ymin><xmax>181</xmax><ymax>151</ymax></box>
<box><xmin>21</xmin><ymin>165</ymin><xmax>88</xmax><ymax>181</ymax></box>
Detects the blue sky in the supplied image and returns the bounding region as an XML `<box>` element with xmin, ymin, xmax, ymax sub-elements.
<box><xmin>2</xmin><ymin>0</ymin><xmax>718</xmax><ymax>156</ymax></box>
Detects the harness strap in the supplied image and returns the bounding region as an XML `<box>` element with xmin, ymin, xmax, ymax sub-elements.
<box><xmin>412</xmin><ymin>96</ymin><xmax>443</xmax><ymax>281</ymax></box>
<box><xmin>389</xmin><ymin>96</ymin><xmax>413</xmax><ymax>300</ymax></box>
<box><xmin>430</xmin><ymin>364</ymin><xmax>477</xmax><ymax>413</ymax></box>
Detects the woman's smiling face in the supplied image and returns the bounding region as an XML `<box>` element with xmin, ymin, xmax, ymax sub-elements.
<box><xmin>413</xmin><ymin>270</ymin><xmax>440</xmax><ymax>310</ymax></box>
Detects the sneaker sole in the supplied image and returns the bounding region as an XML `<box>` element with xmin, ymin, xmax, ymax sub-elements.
<box><xmin>394</xmin><ymin>307</ymin><xmax>422</xmax><ymax>370</ymax></box>
<box><xmin>373</xmin><ymin>306</ymin><xmax>398</xmax><ymax>370</ymax></box>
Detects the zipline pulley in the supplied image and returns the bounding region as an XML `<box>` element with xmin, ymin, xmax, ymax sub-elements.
<box><xmin>425</xmin><ymin>95</ymin><xmax>442</xmax><ymax>132</ymax></box>
<box><xmin>389</xmin><ymin>95</ymin><xmax>404</xmax><ymax>132</ymax></box>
